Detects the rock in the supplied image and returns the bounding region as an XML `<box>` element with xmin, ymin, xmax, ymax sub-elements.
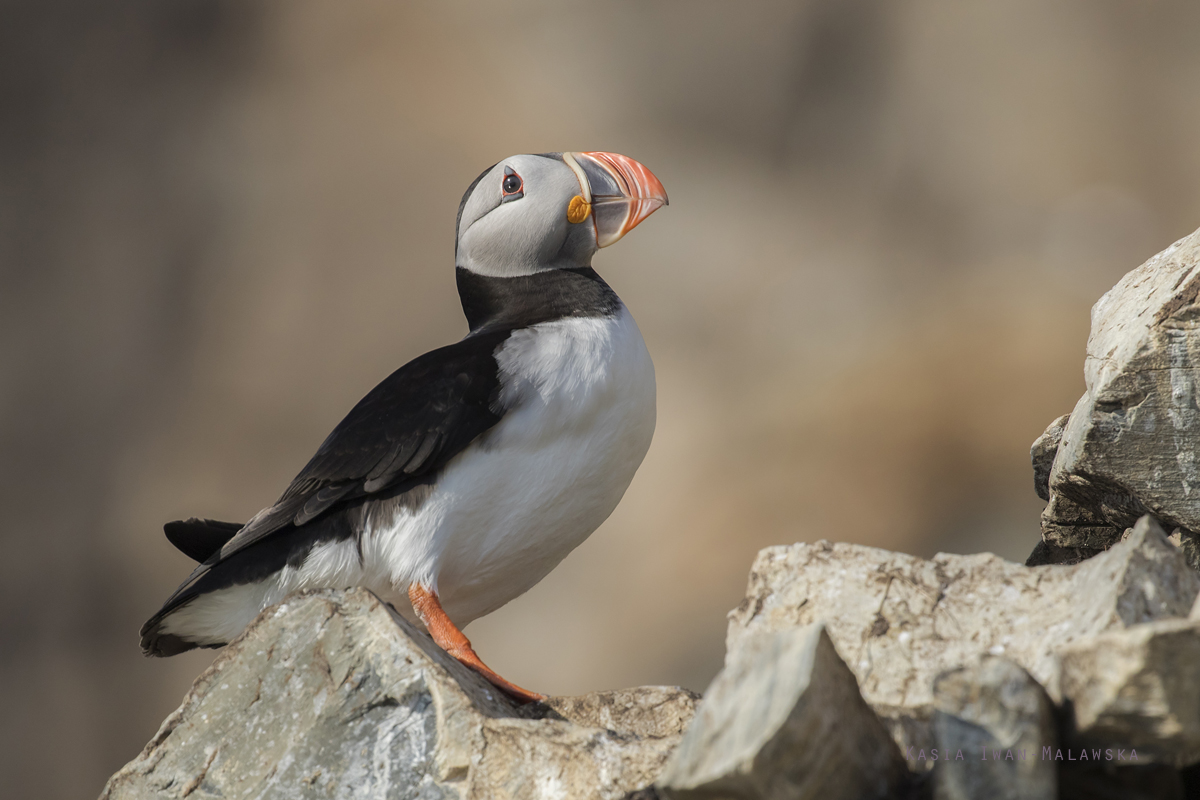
<box><xmin>100</xmin><ymin>588</ymin><xmax>696</xmax><ymax>800</ymax></box>
<box><xmin>657</xmin><ymin>623</ymin><xmax>908</xmax><ymax>800</ymax></box>
<box><xmin>545</xmin><ymin>687</ymin><xmax>701</xmax><ymax>740</ymax></box>
<box><xmin>1167</xmin><ymin>528</ymin><xmax>1200</xmax><ymax>573</ymax></box>
<box><xmin>875</xmin><ymin>703</ymin><xmax>936</xmax><ymax>775</ymax></box>
<box><xmin>1024</xmin><ymin>539</ymin><xmax>1106</xmax><ymax>567</ymax></box>
<box><xmin>1032</xmin><ymin>413</ymin><xmax>1070</xmax><ymax>502</ymax></box>
<box><xmin>1058</xmin><ymin>616</ymin><xmax>1200</xmax><ymax>765</ymax></box>
<box><xmin>725</xmin><ymin>516</ymin><xmax>1200</xmax><ymax>763</ymax></box>
<box><xmin>1040</xmin><ymin>226</ymin><xmax>1200</xmax><ymax>551</ymax></box>
<box><xmin>1058</xmin><ymin>763</ymin><xmax>1185</xmax><ymax>800</ymax></box>
<box><xmin>99</xmin><ymin>512</ymin><xmax>1200</xmax><ymax>797</ymax></box>
<box><xmin>1040</xmin><ymin>490</ymin><xmax>1124</xmax><ymax>551</ymax></box>
<box><xmin>931</xmin><ymin>656</ymin><xmax>1056</xmax><ymax>800</ymax></box>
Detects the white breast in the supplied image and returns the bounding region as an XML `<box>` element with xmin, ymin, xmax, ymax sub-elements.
<box><xmin>360</xmin><ymin>304</ymin><xmax>657</xmax><ymax>625</ymax></box>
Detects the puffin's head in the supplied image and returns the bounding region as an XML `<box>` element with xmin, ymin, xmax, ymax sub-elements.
<box><xmin>455</xmin><ymin>152</ymin><xmax>667</xmax><ymax>277</ymax></box>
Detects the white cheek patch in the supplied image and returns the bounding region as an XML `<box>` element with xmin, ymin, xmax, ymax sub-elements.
<box><xmin>456</xmin><ymin>155</ymin><xmax>581</xmax><ymax>278</ymax></box>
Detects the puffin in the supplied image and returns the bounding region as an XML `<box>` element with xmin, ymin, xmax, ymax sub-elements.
<box><xmin>141</xmin><ymin>151</ymin><xmax>668</xmax><ymax>703</ymax></box>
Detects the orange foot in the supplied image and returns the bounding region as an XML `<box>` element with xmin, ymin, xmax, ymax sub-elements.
<box><xmin>408</xmin><ymin>583</ymin><xmax>546</xmax><ymax>704</ymax></box>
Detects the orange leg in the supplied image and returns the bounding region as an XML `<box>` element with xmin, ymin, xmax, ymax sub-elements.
<box><xmin>408</xmin><ymin>583</ymin><xmax>546</xmax><ymax>704</ymax></box>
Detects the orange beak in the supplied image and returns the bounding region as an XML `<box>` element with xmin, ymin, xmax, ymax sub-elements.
<box><xmin>566</xmin><ymin>152</ymin><xmax>668</xmax><ymax>247</ymax></box>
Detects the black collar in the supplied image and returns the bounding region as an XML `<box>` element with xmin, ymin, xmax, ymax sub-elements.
<box><xmin>455</xmin><ymin>267</ymin><xmax>620</xmax><ymax>333</ymax></box>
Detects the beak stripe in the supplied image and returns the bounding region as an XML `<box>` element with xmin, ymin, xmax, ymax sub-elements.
<box><xmin>561</xmin><ymin>152</ymin><xmax>592</xmax><ymax>204</ymax></box>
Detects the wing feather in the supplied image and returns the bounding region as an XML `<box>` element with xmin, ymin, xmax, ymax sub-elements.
<box><xmin>205</xmin><ymin>328</ymin><xmax>510</xmax><ymax>564</ymax></box>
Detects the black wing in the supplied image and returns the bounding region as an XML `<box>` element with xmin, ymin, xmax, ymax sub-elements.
<box><xmin>151</xmin><ymin>328</ymin><xmax>510</xmax><ymax>619</ymax></box>
<box><xmin>218</xmin><ymin>328</ymin><xmax>511</xmax><ymax>560</ymax></box>
<box><xmin>145</xmin><ymin>329</ymin><xmax>511</xmax><ymax>646</ymax></box>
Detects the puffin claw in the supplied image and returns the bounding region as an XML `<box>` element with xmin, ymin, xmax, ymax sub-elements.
<box><xmin>408</xmin><ymin>583</ymin><xmax>546</xmax><ymax>704</ymax></box>
<box><xmin>450</xmin><ymin>651</ymin><xmax>547</xmax><ymax>704</ymax></box>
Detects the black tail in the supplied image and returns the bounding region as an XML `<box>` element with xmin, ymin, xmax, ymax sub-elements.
<box><xmin>164</xmin><ymin>518</ymin><xmax>243</xmax><ymax>562</ymax></box>
<box><xmin>140</xmin><ymin>623</ymin><xmax>222</xmax><ymax>657</ymax></box>
<box><xmin>142</xmin><ymin>518</ymin><xmax>244</xmax><ymax>657</ymax></box>
<box><xmin>144</xmin><ymin>515</ymin><xmax>335</xmax><ymax>657</ymax></box>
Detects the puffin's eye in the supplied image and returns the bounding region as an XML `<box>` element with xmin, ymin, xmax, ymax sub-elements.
<box><xmin>502</xmin><ymin>173</ymin><xmax>522</xmax><ymax>195</ymax></box>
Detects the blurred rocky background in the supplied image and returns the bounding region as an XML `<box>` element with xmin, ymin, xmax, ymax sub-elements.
<box><xmin>3</xmin><ymin>1</ymin><xmax>1200</xmax><ymax>797</ymax></box>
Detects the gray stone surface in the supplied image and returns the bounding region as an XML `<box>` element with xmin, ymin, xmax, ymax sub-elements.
<box><xmin>1040</xmin><ymin>491</ymin><xmax>1124</xmax><ymax>551</ymax></box>
<box><xmin>100</xmin><ymin>589</ymin><xmax>696</xmax><ymax>800</ymax></box>
<box><xmin>1058</xmin><ymin>616</ymin><xmax>1200</xmax><ymax>766</ymax></box>
<box><xmin>875</xmin><ymin>703</ymin><xmax>936</xmax><ymax>775</ymax></box>
<box><xmin>1032</xmin><ymin>413</ymin><xmax>1070</xmax><ymax>503</ymax></box>
<box><xmin>1024</xmin><ymin>537</ymin><xmax>1107</xmax><ymax>567</ymax></box>
<box><xmin>657</xmin><ymin>623</ymin><xmax>906</xmax><ymax>800</ymax></box>
<box><xmin>1167</xmin><ymin>528</ymin><xmax>1200</xmax><ymax>573</ymax></box>
<box><xmin>1041</xmin><ymin>226</ymin><xmax>1200</xmax><ymax>550</ymax></box>
<box><xmin>725</xmin><ymin>515</ymin><xmax>1200</xmax><ymax>765</ymax></box>
<box><xmin>545</xmin><ymin>687</ymin><xmax>701</xmax><ymax>740</ymax></box>
<box><xmin>932</xmin><ymin>656</ymin><xmax>1056</xmax><ymax>800</ymax></box>
<box><xmin>98</xmin><ymin>513</ymin><xmax>1200</xmax><ymax>797</ymax></box>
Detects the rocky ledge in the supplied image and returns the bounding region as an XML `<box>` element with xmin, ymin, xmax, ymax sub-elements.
<box><xmin>103</xmin><ymin>228</ymin><xmax>1200</xmax><ymax>800</ymax></box>
<box><xmin>101</xmin><ymin>589</ymin><xmax>699</xmax><ymax>800</ymax></box>
<box><xmin>101</xmin><ymin>516</ymin><xmax>1200</xmax><ymax>800</ymax></box>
